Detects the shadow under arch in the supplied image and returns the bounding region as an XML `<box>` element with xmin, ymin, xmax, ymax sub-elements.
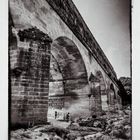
<box><xmin>110</xmin><ymin>83</ymin><xmax>116</xmax><ymax>99</ymax></box>
<box><xmin>96</xmin><ymin>71</ymin><xmax>106</xmax><ymax>91</ymax></box>
<box><xmin>51</xmin><ymin>36</ymin><xmax>88</xmax><ymax>79</ymax></box>
<box><xmin>48</xmin><ymin>36</ymin><xmax>89</xmax><ymax>119</ymax></box>
<box><xmin>108</xmin><ymin>83</ymin><xmax>116</xmax><ymax>110</ymax></box>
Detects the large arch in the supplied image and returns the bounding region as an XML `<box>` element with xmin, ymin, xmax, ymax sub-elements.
<box><xmin>87</xmin><ymin>70</ymin><xmax>108</xmax><ymax>115</ymax></box>
<box><xmin>48</xmin><ymin>36</ymin><xmax>89</xmax><ymax>120</ymax></box>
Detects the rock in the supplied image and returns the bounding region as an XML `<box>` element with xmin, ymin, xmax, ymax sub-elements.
<box><xmin>124</xmin><ymin>125</ymin><xmax>131</xmax><ymax>139</ymax></box>
<box><xmin>118</xmin><ymin>110</ymin><xmax>125</xmax><ymax>116</ymax></box>
<box><xmin>76</xmin><ymin>136</ymin><xmax>85</xmax><ymax>140</ymax></box>
<box><xmin>93</xmin><ymin>120</ymin><xmax>102</xmax><ymax>128</ymax></box>
<box><xmin>110</xmin><ymin>129</ymin><xmax>121</xmax><ymax>137</ymax></box>
<box><xmin>53</xmin><ymin>135</ymin><xmax>63</xmax><ymax>140</ymax></box>
<box><xmin>40</xmin><ymin>126</ymin><xmax>69</xmax><ymax>138</ymax></box>
<box><xmin>100</xmin><ymin>135</ymin><xmax>111</xmax><ymax>140</ymax></box>
<box><xmin>84</xmin><ymin>132</ymin><xmax>103</xmax><ymax>140</ymax></box>
<box><xmin>84</xmin><ymin>133</ymin><xmax>96</xmax><ymax>140</ymax></box>
<box><xmin>10</xmin><ymin>107</ymin><xmax>131</xmax><ymax>140</ymax></box>
<box><xmin>67</xmin><ymin>123</ymin><xmax>79</xmax><ymax>130</ymax></box>
<box><xmin>67</xmin><ymin>133</ymin><xmax>77</xmax><ymax>140</ymax></box>
<box><xmin>20</xmin><ymin>133</ymin><xmax>32</xmax><ymax>139</ymax></box>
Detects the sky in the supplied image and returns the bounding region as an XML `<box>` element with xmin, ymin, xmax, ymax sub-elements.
<box><xmin>72</xmin><ymin>0</ymin><xmax>131</xmax><ymax>78</ymax></box>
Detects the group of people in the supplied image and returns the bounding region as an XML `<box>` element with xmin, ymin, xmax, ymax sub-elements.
<box><xmin>55</xmin><ymin>111</ymin><xmax>70</xmax><ymax>122</ymax></box>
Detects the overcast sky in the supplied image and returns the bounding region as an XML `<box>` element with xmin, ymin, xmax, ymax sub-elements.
<box><xmin>72</xmin><ymin>0</ymin><xmax>131</xmax><ymax>78</ymax></box>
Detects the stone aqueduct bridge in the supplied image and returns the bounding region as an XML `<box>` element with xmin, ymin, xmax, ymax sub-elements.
<box><xmin>9</xmin><ymin>0</ymin><xmax>122</xmax><ymax>127</ymax></box>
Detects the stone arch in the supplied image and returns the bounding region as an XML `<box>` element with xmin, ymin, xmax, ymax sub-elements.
<box><xmin>110</xmin><ymin>83</ymin><xmax>114</xmax><ymax>91</ymax></box>
<box><xmin>95</xmin><ymin>71</ymin><xmax>106</xmax><ymax>91</ymax></box>
<box><xmin>51</xmin><ymin>36</ymin><xmax>88</xmax><ymax>79</ymax></box>
<box><xmin>88</xmin><ymin>72</ymin><xmax>100</xmax><ymax>116</ymax></box>
<box><xmin>110</xmin><ymin>83</ymin><xmax>116</xmax><ymax>99</ymax></box>
<box><xmin>108</xmin><ymin>83</ymin><xmax>116</xmax><ymax>110</ymax></box>
<box><xmin>95</xmin><ymin>71</ymin><xmax>108</xmax><ymax>112</ymax></box>
<box><xmin>48</xmin><ymin>36</ymin><xmax>89</xmax><ymax>119</ymax></box>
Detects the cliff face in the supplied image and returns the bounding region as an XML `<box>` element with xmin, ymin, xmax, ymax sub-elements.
<box><xmin>119</xmin><ymin>77</ymin><xmax>131</xmax><ymax>95</ymax></box>
<box><xmin>118</xmin><ymin>77</ymin><xmax>131</xmax><ymax>106</ymax></box>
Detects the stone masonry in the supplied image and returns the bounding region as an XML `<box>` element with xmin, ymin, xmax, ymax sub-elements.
<box><xmin>10</xmin><ymin>27</ymin><xmax>52</xmax><ymax>128</ymax></box>
<box><xmin>9</xmin><ymin>0</ymin><xmax>122</xmax><ymax>127</ymax></box>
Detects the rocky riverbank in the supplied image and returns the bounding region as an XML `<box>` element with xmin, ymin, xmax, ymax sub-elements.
<box><xmin>11</xmin><ymin>107</ymin><xmax>131</xmax><ymax>140</ymax></box>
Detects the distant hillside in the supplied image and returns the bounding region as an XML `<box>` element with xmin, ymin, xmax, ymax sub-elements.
<box><xmin>119</xmin><ymin>77</ymin><xmax>131</xmax><ymax>95</ymax></box>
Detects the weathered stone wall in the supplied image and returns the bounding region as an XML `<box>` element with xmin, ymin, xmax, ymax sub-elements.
<box><xmin>10</xmin><ymin>27</ymin><xmax>52</xmax><ymax>127</ymax></box>
<box><xmin>45</xmin><ymin>0</ymin><xmax>118</xmax><ymax>84</ymax></box>
<box><xmin>48</xmin><ymin>37</ymin><xmax>90</xmax><ymax>119</ymax></box>
<box><xmin>9</xmin><ymin>0</ymin><xmax>121</xmax><ymax>126</ymax></box>
<box><xmin>9</xmin><ymin>0</ymin><xmax>118</xmax><ymax>86</ymax></box>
